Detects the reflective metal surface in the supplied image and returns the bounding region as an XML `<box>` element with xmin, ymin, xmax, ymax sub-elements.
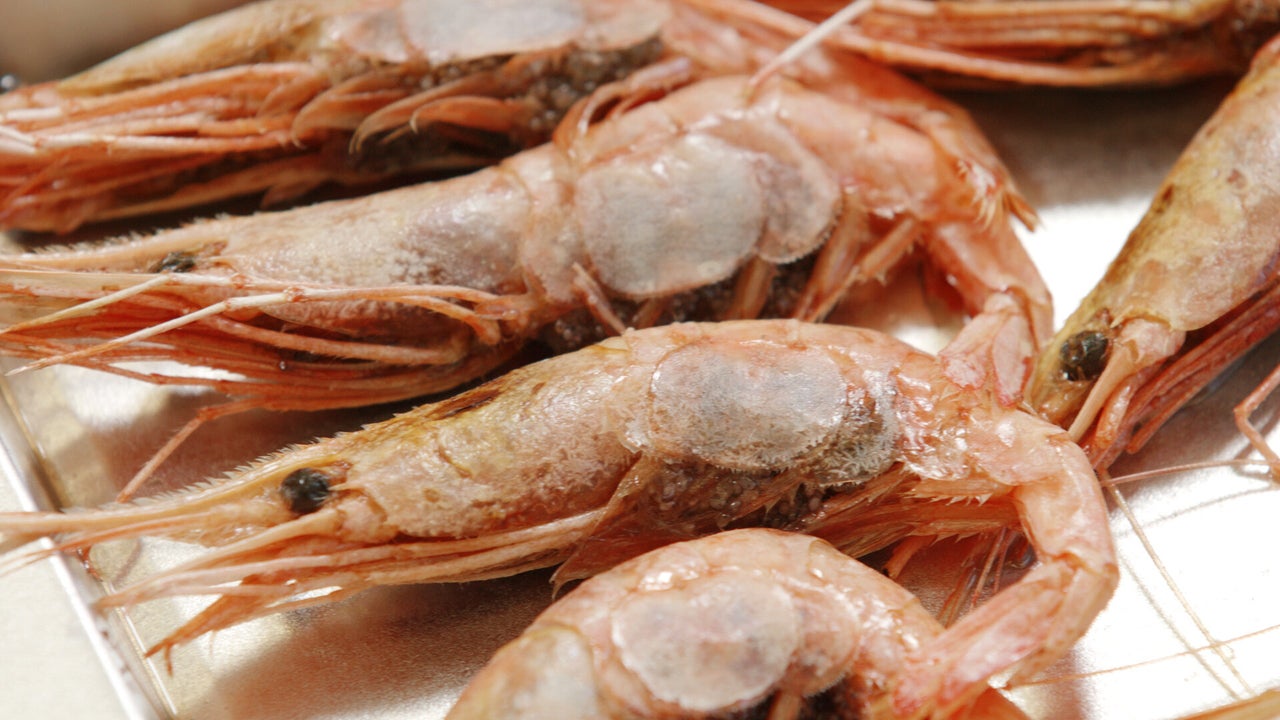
<box><xmin>3</xmin><ymin>19</ymin><xmax>1280</xmax><ymax>720</ymax></box>
<box><xmin>0</xmin><ymin>0</ymin><xmax>247</xmax><ymax>81</ymax></box>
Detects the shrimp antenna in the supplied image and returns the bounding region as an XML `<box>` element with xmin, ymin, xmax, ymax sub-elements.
<box><xmin>1103</xmin><ymin>466</ymin><xmax>1257</xmax><ymax>700</ymax></box>
<box><xmin>1022</xmin><ymin>621</ymin><xmax>1280</xmax><ymax>689</ymax></box>
<box><xmin>0</xmin><ymin>274</ymin><xmax>171</xmax><ymax>332</ymax></box>
<box><xmin>5</xmin><ymin>280</ymin><xmax>507</xmax><ymax>376</ymax></box>
<box><xmin>1102</xmin><ymin>457</ymin><xmax>1275</xmax><ymax>487</ymax></box>
<box><xmin>1019</xmin><ymin>617</ymin><xmax>1280</xmax><ymax>720</ymax></box>
<box><xmin>749</xmin><ymin>0</ymin><xmax>875</xmax><ymax>90</ymax></box>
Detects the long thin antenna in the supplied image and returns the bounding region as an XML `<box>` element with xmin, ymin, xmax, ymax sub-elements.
<box><xmin>1106</xmin><ymin>478</ymin><xmax>1253</xmax><ymax>699</ymax></box>
<box><xmin>749</xmin><ymin>0</ymin><xmax>875</xmax><ymax>90</ymax></box>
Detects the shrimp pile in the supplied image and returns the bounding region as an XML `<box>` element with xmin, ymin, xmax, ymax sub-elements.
<box><xmin>448</xmin><ymin>529</ymin><xmax>1032</xmax><ymax>720</ymax></box>
<box><xmin>0</xmin><ymin>32</ymin><xmax>1048</xmax><ymax>426</ymax></box>
<box><xmin>15</xmin><ymin>1</ymin><xmax>1250</xmax><ymax>717</ymax></box>
<box><xmin>756</xmin><ymin>0</ymin><xmax>1280</xmax><ymax>87</ymax></box>
<box><xmin>0</xmin><ymin>319</ymin><xmax>1118</xmax><ymax>716</ymax></box>
<box><xmin>1026</xmin><ymin>35</ymin><xmax>1280</xmax><ymax>472</ymax></box>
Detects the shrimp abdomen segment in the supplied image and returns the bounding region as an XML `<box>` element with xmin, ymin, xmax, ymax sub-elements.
<box><xmin>889</xmin><ymin>352</ymin><xmax>1118</xmax><ymax>715</ymax></box>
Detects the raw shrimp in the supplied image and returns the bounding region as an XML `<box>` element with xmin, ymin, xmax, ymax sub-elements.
<box><xmin>747</xmin><ymin>0</ymin><xmax>1280</xmax><ymax>87</ymax></box>
<box><xmin>0</xmin><ymin>53</ymin><xmax>1048</xmax><ymax>430</ymax></box>
<box><xmin>1025</xmin><ymin>34</ymin><xmax>1280</xmax><ymax>471</ymax></box>
<box><xmin>447</xmin><ymin>529</ymin><xmax>1030</xmax><ymax>720</ymax></box>
<box><xmin>0</xmin><ymin>0</ymin><xmax>720</xmax><ymax>233</ymax></box>
<box><xmin>0</xmin><ymin>320</ymin><xmax>1118</xmax><ymax>717</ymax></box>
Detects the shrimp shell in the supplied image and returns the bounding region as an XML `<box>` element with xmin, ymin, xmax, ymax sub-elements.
<box><xmin>447</xmin><ymin>529</ymin><xmax>1031</xmax><ymax>719</ymax></box>
<box><xmin>0</xmin><ymin>319</ymin><xmax>1117</xmax><ymax>717</ymax></box>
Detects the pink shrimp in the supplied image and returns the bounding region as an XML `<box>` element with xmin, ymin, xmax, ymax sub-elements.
<box><xmin>749</xmin><ymin>0</ymin><xmax>1280</xmax><ymax>87</ymax></box>
<box><xmin>447</xmin><ymin>529</ymin><xmax>1031</xmax><ymax>720</ymax></box>
<box><xmin>0</xmin><ymin>36</ymin><xmax>1049</xmax><ymax>492</ymax></box>
<box><xmin>0</xmin><ymin>0</ymin><xmax>772</xmax><ymax>233</ymax></box>
<box><xmin>1024</xmin><ymin>34</ymin><xmax>1280</xmax><ymax>472</ymax></box>
<box><xmin>0</xmin><ymin>319</ymin><xmax>1117</xmax><ymax>716</ymax></box>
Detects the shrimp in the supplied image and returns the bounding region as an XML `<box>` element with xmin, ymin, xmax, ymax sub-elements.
<box><xmin>745</xmin><ymin>0</ymin><xmax>1280</xmax><ymax>87</ymax></box>
<box><xmin>1024</xmin><ymin>34</ymin><xmax>1280</xmax><ymax>472</ymax></box>
<box><xmin>0</xmin><ymin>0</ymin><xmax>730</xmax><ymax>233</ymax></box>
<box><xmin>446</xmin><ymin>529</ymin><xmax>1030</xmax><ymax>720</ymax></box>
<box><xmin>0</xmin><ymin>320</ymin><xmax>1118</xmax><ymax>717</ymax></box>
<box><xmin>0</xmin><ymin>44</ymin><xmax>1049</xmax><ymax>490</ymax></box>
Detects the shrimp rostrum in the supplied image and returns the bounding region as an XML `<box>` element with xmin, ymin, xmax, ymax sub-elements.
<box><xmin>0</xmin><ymin>55</ymin><xmax>1049</xmax><ymax>419</ymax></box>
<box><xmin>448</xmin><ymin>529</ymin><xmax>1031</xmax><ymax>720</ymax></box>
<box><xmin>0</xmin><ymin>320</ymin><xmax>1118</xmax><ymax>718</ymax></box>
<box><xmin>0</xmin><ymin>0</ymin><xmax>681</xmax><ymax>233</ymax></box>
<box><xmin>1026</xmin><ymin>34</ymin><xmax>1280</xmax><ymax>472</ymax></box>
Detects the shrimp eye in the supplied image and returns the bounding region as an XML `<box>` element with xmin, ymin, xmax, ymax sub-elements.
<box><xmin>281</xmin><ymin>469</ymin><xmax>331</xmax><ymax>515</ymax></box>
<box><xmin>1060</xmin><ymin>331</ymin><xmax>1110</xmax><ymax>381</ymax></box>
<box><xmin>152</xmin><ymin>251</ymin><xmax>198</xmax><ymax>273</ymax></box>
<box><xmin>0</xmin><ymin>74</ymin><xmax>20</xmax><ymax>94</ymax></box>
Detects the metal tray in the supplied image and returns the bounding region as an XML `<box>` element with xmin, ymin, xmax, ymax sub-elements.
<box><xmin>3</xmin><ymin>24</ymin><xmax>1280</xmax><ymax>720</ymax></box>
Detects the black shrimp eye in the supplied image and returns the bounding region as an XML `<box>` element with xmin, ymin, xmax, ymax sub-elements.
<box><xmin>0</xmin><ymin>74</ymin><xmax>20</xmax><ymax>94</ymax></box>
<box><xmin>151</xmin><ymin>250</ymin><xmax>198</xmax><ymax>273</ymax></box>
<box><xmin>1060</xmin><ymin>330</ymin><xmax>1110</xmax><ymax>382</ymax></box>
<box><xmin>280</xmin><ymin>468</ymin><xmax>332</xmax><ymax>515</ymax></box>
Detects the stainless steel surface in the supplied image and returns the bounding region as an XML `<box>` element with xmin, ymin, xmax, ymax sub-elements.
<box><xmin>0</xmin><ymin>1</ymin><xmax>248</xmax><ymax>82</ymax></box>
<box><xmin>3</xmin><ymin>17</ymin><xmax>1280</xmax><ymax>719</ymax></box>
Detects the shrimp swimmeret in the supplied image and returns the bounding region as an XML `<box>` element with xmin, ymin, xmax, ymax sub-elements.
<box><xmin>0</xmin><ymin>319</ymin><xmax>1118</xmax><ymax>718</ymax></box>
